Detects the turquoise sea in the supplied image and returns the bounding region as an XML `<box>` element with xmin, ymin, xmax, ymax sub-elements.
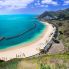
<box><xmin>0</xmin><ymin>14</ymin><xmax>46</xmax><ymax>49</ymax></box>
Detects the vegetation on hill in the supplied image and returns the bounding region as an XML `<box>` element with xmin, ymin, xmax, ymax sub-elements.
<box><xmin>0</xmin><ymin>54</ymin><xmax>69</xmax><ymax>69</ymax></box>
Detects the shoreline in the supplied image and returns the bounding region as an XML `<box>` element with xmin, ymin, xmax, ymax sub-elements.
<box><xmin>0</xmin><ymin>22</ymin><xmax>56</xmax><ymax>61</ymax></box>
<box><xmin>0</xmin><ymin>23</ymin><xmax>46</xmax><ymax>51</ymax></box>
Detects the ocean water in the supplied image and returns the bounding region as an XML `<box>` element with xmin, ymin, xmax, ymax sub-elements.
<box><xmin>0</xmin><ymin>14</ymin><xmax>46</xmax><ymax>49</ymax></box>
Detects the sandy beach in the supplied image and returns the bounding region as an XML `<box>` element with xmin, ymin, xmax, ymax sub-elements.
<box><xmin>0</xmin><ymin>22</ymin><xmax>56</xmax><ymax>61</ymax></box>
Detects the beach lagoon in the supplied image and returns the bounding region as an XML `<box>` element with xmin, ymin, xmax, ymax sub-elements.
<box><xmin>0</xmin><ymin>14</ymin><xmax>46</xmax><ymax>49</ymax></box>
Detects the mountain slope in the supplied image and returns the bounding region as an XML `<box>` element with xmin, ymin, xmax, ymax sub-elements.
<box><xmin>38</xmin><ymin>8</ymin><xmax>69</xmax><ymax>20</ymax></box>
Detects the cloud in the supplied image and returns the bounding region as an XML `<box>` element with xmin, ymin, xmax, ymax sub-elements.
<box><xmin>63</xmin><ymin>0</ymin><xmax>69</xmax><ymax>5</ymax></box>
<box><xmin>0</xmin><ymin>0</ymin><xmax>34</xmax><ymax>9</ymax></box>
<box><xmin>0</xmin><ymin>0</ymin><xmax>59</xmax><ymax>10</ymax></box>
<box><xmin>40</xmin><ymin>5</ymin><xmax>48</xmax><ymax>7</ymax></box>
<box><xmin>42</xmin><ymin>0</ymin><xmax>58</xmax><ymax>5</ymax></box>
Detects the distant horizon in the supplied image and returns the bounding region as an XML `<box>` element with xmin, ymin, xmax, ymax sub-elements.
<box><xmin>0</xmin><ymin>7</ymin><xmax>69</xmax><ymax>15</ymax></box>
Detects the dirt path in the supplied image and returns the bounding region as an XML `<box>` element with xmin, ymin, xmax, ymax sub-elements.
<box><xmin>47</xmin><ymin>41</ymin><xmax>65</xmax><ymax>54</ymax></box>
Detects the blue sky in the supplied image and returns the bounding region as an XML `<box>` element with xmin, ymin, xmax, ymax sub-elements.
<box><xmin>0</xmin><ymin>0</ymin><xmax>69</xmax><ymax>14</ymax></box>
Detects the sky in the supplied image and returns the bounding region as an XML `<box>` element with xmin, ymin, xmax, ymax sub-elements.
<box><xmin>0</xmin><ymin>0</ymin><xmax>69</xmax><ymax>14</ymax></box>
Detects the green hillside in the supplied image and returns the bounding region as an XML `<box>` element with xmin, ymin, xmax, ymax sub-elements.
<box><xmin>0</xmin><ymin>54</ymin><xmax>69</xmax><ymax>69</ymax></box>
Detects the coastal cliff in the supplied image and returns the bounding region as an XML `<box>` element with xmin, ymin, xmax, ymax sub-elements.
<box><xmin>38</xmin><ymin>8</ymin><xmax>69</xmax><ymax>53</ymax></box>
